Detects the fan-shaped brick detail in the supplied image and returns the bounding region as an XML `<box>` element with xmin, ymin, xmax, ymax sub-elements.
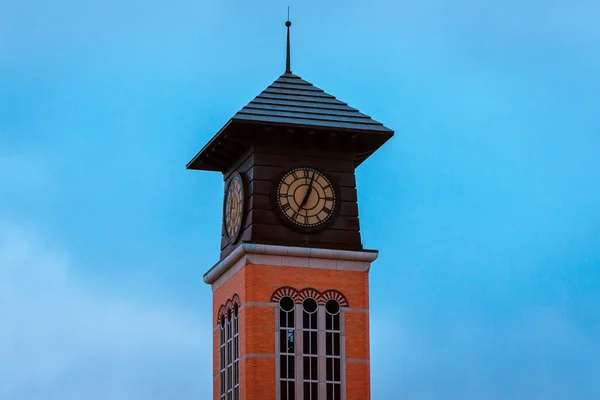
<box><xmin>270</xmin><ymin>286</ymin><xmax>351</xmax><ymax>307</ymax></box>
<box><xmin>216</xmin><ymin>293</ymin><xmax>241</xmax><ymax>323</ymax></box>
<box><xmin>217</xmin><ymin>305</ymin><xmax>227</xmax><ymax>323</ymax></box>
<box><xmin>270</xmin><ymin>286</ymin><xmax>299</xmax><ymax>303</ymax></box>
<box><xmin>231</xmin><ymin>293</ymin><xmax>241</xmax><ymax>307</ymax></box>
<box><xmin>297</xmin><ymin>287</ymin><xmax>321</xmax><ymax>303</ymax></box>
<box><xmin>320</xmin><ymin>289</ymin><xmax>350</xmax><ymax>307</ymax></box>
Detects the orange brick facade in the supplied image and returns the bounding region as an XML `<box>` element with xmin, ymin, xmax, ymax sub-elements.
<box><xmin>212</xmin><ymin>261</ymin><xmax>372</xmax><ymax>400</ymax></box>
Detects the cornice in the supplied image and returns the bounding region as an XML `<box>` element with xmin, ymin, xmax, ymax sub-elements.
<box><xmin>203</xmin><ymin>243</ymin><xmax>379</xmax><ymax>284</ymax></box>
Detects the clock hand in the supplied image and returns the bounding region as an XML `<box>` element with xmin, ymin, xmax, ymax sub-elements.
<box><xmin>299</xmin><ymin>171</ymin><xmax>316</xmax><ymax>210</ymax></box>
<box><xmin>228</xmin><ymin>196</ymin><xmax>235</xmax><ymax>219</ymax></box>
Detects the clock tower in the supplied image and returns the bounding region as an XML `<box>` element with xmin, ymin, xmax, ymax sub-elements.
<box><xmin>187</xmin><ymin>19</ymin><xmax>393</xmax><ymax>400</ymax></box>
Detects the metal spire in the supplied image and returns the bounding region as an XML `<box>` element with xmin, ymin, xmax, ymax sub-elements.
<box><xmin>285</xmin><ymin>7</ymin><xmax>292</xmax><ymax>74</ymax></box>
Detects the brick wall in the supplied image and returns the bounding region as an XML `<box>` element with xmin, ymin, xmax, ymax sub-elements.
<box><xmin>212</xmin><ymin>261</ymin><xmax>371</xmax><ymax>400</ymax></box>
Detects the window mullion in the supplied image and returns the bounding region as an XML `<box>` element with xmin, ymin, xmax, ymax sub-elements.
<box><xmin>318</xmin><ymin>305</ymin><xmax>327</xmax><ymax>400</ymax></box>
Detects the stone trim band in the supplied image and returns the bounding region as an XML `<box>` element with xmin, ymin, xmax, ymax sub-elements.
<box><xmin>204</xmin><ymin>243</ymin><xmax>379</xmax><ymax>284</ymax></box>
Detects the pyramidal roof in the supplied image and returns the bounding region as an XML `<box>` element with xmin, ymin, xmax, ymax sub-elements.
<box><xmin>186</xmin><ymin>19</ymin><xmax>393</xmax><ymax>172</ymax></box>
<box><xmin>231</xmin><ymin>72</ymin><xmax>392</xmax><ymax>133</ymax></box>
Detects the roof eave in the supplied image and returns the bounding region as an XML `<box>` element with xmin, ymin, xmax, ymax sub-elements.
<box><xmin>230</xmin><ymin>117</ymin><xmax>394</xmax><ymax>167</ymax></box>
<box><xmin>186</xmin><ymin>119</ymin><xmax>237</xmax><ymax>171</ymax></box>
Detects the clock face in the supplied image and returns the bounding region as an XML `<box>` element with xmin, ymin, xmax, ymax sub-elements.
<box><xmin>224</xmin><ymin>173</ymin><xmax>245</xmax><ymax>242</ymax></box>
<box><xmin>276</xmin><ymin>167</ymin><xmax>337</xmax><ymax>229</ymax></box>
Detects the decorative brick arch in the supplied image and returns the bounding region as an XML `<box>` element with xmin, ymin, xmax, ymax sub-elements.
<box><xmin>217</xmin><ymin>293</ymin><xmax>241</xmax><ymax>323</ymax></box>
<box><xmin>269</xmin><ymin>286</ymin><xmax>351</xmax><ymax>307</ymax></box>
<box><xmin>269</xmin><ymin>286</ymin><xmax>299</xmax><ymax>303</ymax></box>
<box><xmin>297</xmin><ymin>287</ymin><xmax>321</xmax><ymax>303</ymax></box>
<box><xmin>218</xmin><ymin>304</ymin><xmax>227</xmax><ymax>321</ymax></box>
<box><xmin>320</xmin><ymin>289</ymin><xmax>349</xmax><ymax>307</ymax></box>
<box><xmin>216</xmin><ymin>293</ymin><xmax>241</xmax><ymax>398</ymax></box>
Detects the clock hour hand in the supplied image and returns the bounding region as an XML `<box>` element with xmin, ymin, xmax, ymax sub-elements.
<box><xmin>299</xmin><ymin>171</ymin><xmax>316</xmax><ymax>210</ymax></box>
<box><xmin>228</xmin><ymin>195</ymin><xmax>235</xmax><ymax>219</ymax></box>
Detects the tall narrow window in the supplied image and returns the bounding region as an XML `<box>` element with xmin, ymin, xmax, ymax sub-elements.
<box><xmin>233</xmin><ymin>304</ymin><xmax>240</xmax><ymax>400</ymax></box>
<box><xmin>325</xmin><ymin>300</ymin><xmax>341</xmax><ymax>400</ymax></box>
<box><xmin>279</xmin><ymin>296</ymin><xmax>296</xmax><ymax>400</ymax></box>
<box><xmin>219</xmin><ymin>306</ymin><xmax>240</xmax><ymax>400</ymax></box>
<box><xmin>219</xmin><ymin>317</ymin><xmax>226</xmax><ymax>400</ymax></box>
<box><xmin>272</xmin><ymin>287</ymin><xmax>348</xmax><ymax>400</ymax></box>
<box><xmin>226</xmin><ymin>310</ymin><xmax>233</xmax><ymax>400</ymax></box>
<box><xmin>302</xmin><ymin>298</ymin><xmax>319</xmax><ymax>400</ymax></box>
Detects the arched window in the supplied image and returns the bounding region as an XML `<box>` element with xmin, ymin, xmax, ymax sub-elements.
<box><xmin>325</xmin><ymin>300</ymin><xmax>341</xmax><ymax>400</ymax></box>
<box><xmin>273</xmin><ymin>287</ymin><xmax>348</xmax><ymax>400</ymax></box>
<box><xmin>233</xmin><ymin>304</ymin><xmax>240</xmax><ymax>399</ymax></box>
<box><xmin>302</xmin><ymin>298</ymin><xmax>319</xmax><ymax>400</ymax></box>
<box><xmin>219</xmin><ymin>316</ymin><xmax>226</xmax><ymax>399</ymax></box>
<box><xmin>219</xmin><ymin>299</ymin><xmax>240</xmax><ymax>400</ymax></box>
<box><xmin>226</xmin><ymin>309</ymin><xmax>233</xmax><ymax>399</ymax></box>
<box><xmin>279</xmin><ymin>296</ymin><xmax>296</xmax><ymax>400</ymax></box>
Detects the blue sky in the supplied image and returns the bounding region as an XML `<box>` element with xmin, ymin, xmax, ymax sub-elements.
<box><xmin>1</xmin><ymin>0</ymin><xmax>599</xmax><ymax>399</ymax></box>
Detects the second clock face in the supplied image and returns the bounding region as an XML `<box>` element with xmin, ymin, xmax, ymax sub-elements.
<box><xmin>276</xmin><ymin>167</ymin><xmax>336</xmax><ymax>228</ymax></box>
<box><xmin>224</xmin><ymin>173</ymin><xmax>244</xmax><ymax>242</ymax></box>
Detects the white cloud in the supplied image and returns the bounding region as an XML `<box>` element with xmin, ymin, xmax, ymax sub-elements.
<box><xmin>0</xmin><ymin>221</ymin><xmax>211</xmax><ymax>400</ymax></box>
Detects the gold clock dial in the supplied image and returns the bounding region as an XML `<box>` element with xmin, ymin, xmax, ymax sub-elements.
<box><xmin>224</xmin><ymin>174</ymin><xmax>244</xmax><ymax>242</ymax></box>
<box><xmin>277</xmin><ymin>167</ymin><xmax>336</xmax><ymax>228</ymax></box>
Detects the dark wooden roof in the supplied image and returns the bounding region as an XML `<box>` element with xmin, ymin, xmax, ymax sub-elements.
<box><xmin>232</xmin><ymin>73</ymin><xmax>392</xmax><ymax>133</ymax></box>
<box><xmin>187</xmin><ymin>73</ymin><xmax>394</xmax><ymax>172</ymax></box>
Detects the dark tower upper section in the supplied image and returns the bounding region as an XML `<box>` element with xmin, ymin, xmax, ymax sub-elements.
<box><xmin>187</xmin><ymin>20</ymin><xmax>394</xmax><ymax>260</ymax></box>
